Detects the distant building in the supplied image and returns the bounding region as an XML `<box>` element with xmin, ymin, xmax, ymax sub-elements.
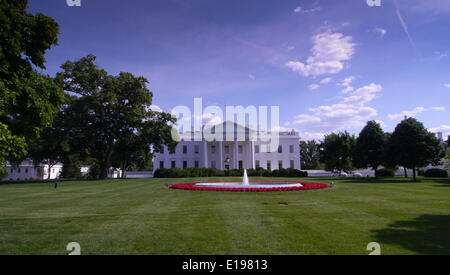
<box><xmin>2</xmin><ymin>160</ymin><xmax>62</xmax><ymax>181</ymax></box>
<box><xmin>2</xmin><ymin>161</ymin><xmax>121</xmax><ymax>181</ymax></box>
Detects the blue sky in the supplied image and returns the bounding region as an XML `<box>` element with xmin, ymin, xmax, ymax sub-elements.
<box><xmin>28</xmin><ymin>0</ymin><xmax>450</xmax><ymax>140</ymax></box>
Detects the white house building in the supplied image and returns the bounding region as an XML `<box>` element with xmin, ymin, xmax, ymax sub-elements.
<box><xmin>152</xmin><ymin>121</ymin><xmax>301</xmax><ymax>171</ymax></box>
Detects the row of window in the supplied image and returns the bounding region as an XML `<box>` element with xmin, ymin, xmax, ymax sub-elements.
<box><xmin>158</xmin><ymin>159</ymin><xmax>296</xmax><ymax>170</ymax></box>
<box><xmin>9</xmin><ymin>167</ymin><xmax>56</xmax><ymax>174</ymax></box>
<box><xmin>159</xmin><ymin>144</ymin><xmax>296</xmax><ymax>155</ymax></box>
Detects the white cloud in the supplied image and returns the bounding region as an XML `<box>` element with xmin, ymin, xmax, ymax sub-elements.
<box><xmin>287</xmin><ymin>46</ymin><xmax>295</xmax><ymax>51</ymax></box>
<box><xmin>291</xmin><ymin>82</ymin><xmax>382</xmax><ymax>134</ymax></box>
<box><xmin>338</xmin><ymin>76</ymin><xmax>355</xmax><ymax>94</ymax></box>
<box><xmin>343</xmin><ymin>83</ymin><xmax>382</xmax><ymax>105</ymax></box>
<box><xmin>293</xmin><ymin>5</ymin><xmax>321</xmax><ymax>14</ymax></box>
<box><xmin>193</xmin><ymin>113</ymin><xmax>223</xmax><ymax>125</ymax></box>
<box><xmin>444</xmin><ymin>83</ymin><xmax>450</xmax><ymax>88</ymax></box>
<box><xmin>429</xmin><ymin>125</ymin><xmax>450</xmax><ymax>132</ymax></box>
<box><xmin>387</xmin><ymin>106</ymin><xmax>446</xmax><ymax>120</ymax></box>
<box><xmin>435</xmin><ymin>51</ymin><xmax>448</xmax><ymax>58</ymax></box>
<box><xmin>293</xmin><ymin>103</ymin><xmax>378</xmax><ymax>132</ymax></box>
<box><xmin>286</xmin><ymin>32</ymin><xmax>356</xmax><ymax>77</ymax></box>
<box><xmin>248</xmin><ymin>74</ymin><xmax>255</xmax><ymax>80</ymax></box>
<box><xmin>149</xmin><ymin>105</ymin><xmax>163</xmax><ymax>112</ymax></box>
<box><xmin>308</xmin><ymin>84</ymin><xmax>320</xmax><ymax>91</ymax></box>
<box><xmin>320</xmin><ymin>77</ymin><xmax>332</xmax><ymax>84</ymax></box>
<box><xmin>300</xmin><ymin>132</ymin><xmax>325</xmax><ymax>141</ymax></box>
<box><xmin>374</xmin><ymin>27</ymin><xmax>387</xmax><ymax>38</ymax></box>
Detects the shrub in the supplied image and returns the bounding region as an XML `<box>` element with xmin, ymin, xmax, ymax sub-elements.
<box><xmin>424</xmin><ymin>169</ymin><xmax>449</xmax><ymax>178</ymax></box>
<box><xmin>375</xmin><ymin>168</ymin><xmax>396</xmax><ymax>177</ymax></box>
<box><xmin>153</xmin><ymin>167</ymin><xmax>308</xmax><ymax>178</ymax></box>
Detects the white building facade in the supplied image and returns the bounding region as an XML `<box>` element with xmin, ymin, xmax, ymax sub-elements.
<box><xmin>153</xmin><ymin>122</ymin><xmax>301</xmax><ymax>171</ymax></box>
<box><xmin>2</xmin><ymin>160</ymin><xmax>63</xmax><ymax>181</ymax></box>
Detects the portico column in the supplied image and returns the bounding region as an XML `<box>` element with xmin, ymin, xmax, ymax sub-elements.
<box><xmin>234</xmin><ymin>139</ymin><xmax>238</xmax><ymax>169</ymax></box>
<box><xmin>250</xmin><ymin>140</ymin><xmax>255</xmax><ymax>169</ymax></box>
<box><xmin>218</xmin><ymin>141</ymin><xmax>223</xmax><ymax>170</ymax></box>
<box><xmin>203</xmin><ymin>139</ymin><xmax>208</xmax><ymax>168</ymax></box>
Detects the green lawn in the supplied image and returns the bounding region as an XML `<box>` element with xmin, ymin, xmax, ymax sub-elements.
<box><xmin>0</xmin><ymin>177</ymin><xmax>449</xmax><ymax>255</ymax></box>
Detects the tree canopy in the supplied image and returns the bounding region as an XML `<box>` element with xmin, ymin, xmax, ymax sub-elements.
<box><xmin>353</xmin><ymin>120</ymin><xmax>386</xmax><ymax>171</ymax></box>
<box><xmin>319</xmin><ymin>131</ymin><xmax>356</xmax><ymax>174</ymax></box>
<box><xmin>300</xmin><ymin>140</ymin><xmax>321</xmax><ymax>170</ymax></box>
<box><xmin>388</xmin><ymin>117</ymin><xmax>445</xmax><ymax>181</ymax></box>
<box><xmin>0</xmin><ymin>0</ymin><xmax>63</xmax><ymax>173</ymax></box>
<box><xmin>56</xmin><ymin>55</ymin><xmax>177</xmax><ymax>179</ymax></box>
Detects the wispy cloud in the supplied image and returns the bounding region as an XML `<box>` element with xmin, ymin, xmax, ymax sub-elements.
<box><xmin>374</xmin><ymin>27</ymin><xmax>387</xmax><ymax>38</ymax></box>
<box><xmin>308</xmin><ymin>84</ymin><xmax>320</xmax><ymax>91</ymax></box>
<box><xmin>387</xmin><ymin>106</ymin><xmax>445</xmax><ymax>120</ymax></box>
<box><xmin>394</xmin><ymin>0</ymin><xmax>417</xmax><ymax>52</ymax></box>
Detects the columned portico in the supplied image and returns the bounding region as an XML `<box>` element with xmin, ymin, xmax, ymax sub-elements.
<box><xmin>153</xmin><ymin>121</ymin><xmax>301</xmax><ymax>172</ymax></box>
<box><xmin>218</xmin><ymin>141</ymin><xmax>223</xmax><ymax>170</ymax></box>
<box><xmin>234</xmin><ymin>139</ymin><xmax>238</xmax><ymax>169</ymax></box>
<box><xmin>249</xmin><ymin>140</ymin><xmax>255</xmax><ymax>169</ymax></box>
<box><xmin>203</xmin><ymin>139</ymin><xmax>208</xmax><ymax>168</ymax></box>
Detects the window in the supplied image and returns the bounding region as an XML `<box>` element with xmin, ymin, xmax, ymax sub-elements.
<box><xmin>183</xmin><ymin>145</ymin><xmax>187</xmax><ymax>154</ymax></box>
<box><xmin>255</xmin><ymin>145</ymin><xmax>260</xmax><ymax>153</ymax></box>
<box><xmin>25</xmin><ymin>168</ymin><xmax>28</xmax><ymax>174</ymax></box>
<box><xmin>160</xmin><ymin>146</ymin><xmax>164</xmax><ymax>154</ymax></box>
<box><xmin>290</xmin><ymin>145</ymin><xmax>294</xmax><ymax>154</ymax></box>
<box><xmin>211</xmin><ymin>160</ymin><xmax>216</xmax><ymax>168</ymax></box>
<box><xmin>194</xmin><ymin>160</ymin><xmax>199</xmax><ymax>168</ymax></box>
<box><xmin>239</xmin><ymin>160</ymin><xmax>243</xmax><ymax>169</ymax></box>
<box><xmin>18</xmin><ymin>168</ymin><xmax>21</xmax><ymax>173</ymax></box>
<box><xmin>211</xmin><ymin>145</ymin><xmax>216</xmax><ymax>154</ymax></box>
<box><xmin>225</xmin><ymin>145</ymin><xmax>230</xmax><ymax>154</ymax></box>
<box><xmin>160</xmin><ymin>161</ymin><xmax>164</xmax><ymax>169</ymax></box>
<box><xmin>255</xmin><ymin>160</ymin><xmax>260</xmax><ymax>169</ymax></box>
<box><xmin>266</xmin><ymin>145</ymin><xmax>271</xmax><ymax>153</ymax></box>
<box><xmin>183</xmin><ymin>161</ymin><xmax>187</xmax><ymax>169</ymax></box>
<box><xmin>194</xmin><ymin>145</ymin><xmax>199</xmax><ymax>154</ymax></box>
<box><xmin>278</xmin><ymin>145</ymin><xmax>283</xmax><ymax>153</ymax></box>
<box><xmin>278</xmin><ymin>160</ymin><xmax>283</xmax><ymax>169</ymax></box>
<box><xmin>238</xmin><ymin>145</ymin><xmax>243</xmax><ymax>154</ymax></box>
<box><xmin>290</xmin><ymin>160</ymin><xmax>295</xmax><ymax>169</ymax></box>
<box><xmin>267</xmin><ymin>160</ymin><xmax>271</xmax><ymax>170</ymax></box>
<box><xmin>10</xmin><ymin>168</ymin><xmax>13</xmax><ymax>173</ymax></box>
<box><xmin>171</xmin><ymin>161</ymin><xmax>176</xmax><ymax>168</ymax></box>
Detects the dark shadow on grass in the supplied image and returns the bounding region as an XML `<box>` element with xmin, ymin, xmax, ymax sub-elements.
<box><xmin>319</xmin><ymin>177</ymin><xmax>418</xmax><ymax>184</ymax></box>
<box><xmin>372</xmin><ymin>215</ymin><xmax>450</xmax><ymax>255</ymax></box>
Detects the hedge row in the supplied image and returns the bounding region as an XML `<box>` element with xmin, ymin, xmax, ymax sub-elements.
<box><xmin>375</xmin><ymin>168</ymin><xmax>396</xmax><ymax>177</ymax></box>
<box><xmin>153</xmin><ymin>167</ymin><xmax>308</xmax><ymax>178</ymax></box>
<box><xmin>424</xmin><ymin>169</ymin><xmax>449</xmax><ymax>178</ymax></box>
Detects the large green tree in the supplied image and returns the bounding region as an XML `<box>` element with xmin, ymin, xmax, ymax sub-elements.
<box><xmin>56</xmin><ymin>55</ymin><xmax>177</xmax><ymax>179</ymax></box>
<box><xmin>353</xmin><ymin>121</ymin><xmax>386</xmax><ymax>172</ymax></box>
<box><xmin>300</xmin><ymin>140</ymin><xmax>321</xmax><ymax>170</ymax></box>
<box><xmin>319</xmin><ymin>131</ymin><xmax>356</xmax><ymax>174</ymax></box>
<box><xmin>0</xmin><ymin>0</ymin><xmax>64</xmax><ymax>171</ymax></box>
<box><xmin>388</xmin><ymin>117</ymin><xmax>445</xmax><ymax>181</ymax></box>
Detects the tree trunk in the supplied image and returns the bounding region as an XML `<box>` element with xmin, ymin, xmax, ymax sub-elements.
<box><xmin>48</xmin><ymin>165</ymin><xmax>51</xmax><ymax>180</ymax></box>
<box><xmin>121</xmin><ymin>161</ymin><xmax>127</xmax><ymax>179</ymax></box>
<box><xmin>404</xmin><ymin>167</ymin><xmax>407</xmax><ymax>178</ymax></box>
<box><xmin>100</xmin><ymin>144</ymin><xmax>115</xmax><ymax>180</ymax></box>
<box><xmin>413</xmin><ymin>166</ymin><xmax>417</xmax><ymax>182</ymax></box>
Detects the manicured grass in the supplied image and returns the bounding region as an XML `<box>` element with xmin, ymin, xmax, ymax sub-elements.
<box><xmin>0</xmin><ymin>177</ymin><xmax>449</xmax><ymax>255</ymax></box>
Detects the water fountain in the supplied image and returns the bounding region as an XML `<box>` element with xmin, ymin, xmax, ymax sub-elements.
<box><xmin>170</xmin><ymin>169</ymin><xmax>329</xmax><ymax>192</ymax></box>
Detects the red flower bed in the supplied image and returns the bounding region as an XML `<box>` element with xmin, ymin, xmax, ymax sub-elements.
<box><xmin>170</xmin><ymin>181</ymin><xmax>329</xmax><ymax>192</ymax></box>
